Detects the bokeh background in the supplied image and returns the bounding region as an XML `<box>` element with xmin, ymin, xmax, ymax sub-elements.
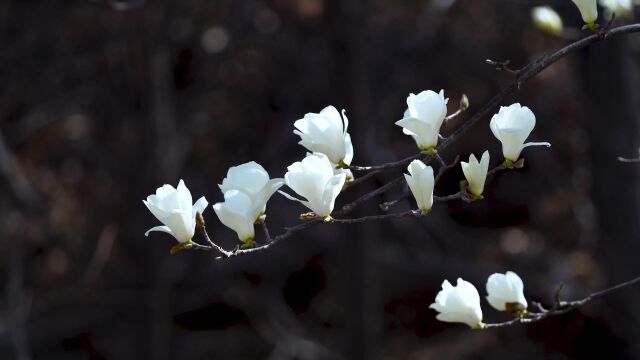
<box><xmin>1</xmin><ymin>0</ymin><xmax>640</xmax><ymax>359</ymax></box>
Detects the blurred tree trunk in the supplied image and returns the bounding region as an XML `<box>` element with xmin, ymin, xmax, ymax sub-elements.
<box><xmin>579</xmin><ymin>31</ymin><xmax>640</xmax><ymax>356</ymax></box>
<box><xmin>329</xmin><ymin>0</ymin><xmax>382</xmax><ymax>359</ymax></box>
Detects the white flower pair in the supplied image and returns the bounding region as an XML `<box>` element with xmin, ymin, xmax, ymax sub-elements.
<box><xmin>396</xmin><ymin>88</ymin><xmax>549</xmax><ymax>163</ymax></box>
<box><xmin>213</xmin><ymin>162</ymin><xmax>284</xmax><ymax>243</ymax></box>
<box><xmin>404</xmin><ymin>150</ymin><xmax>489</xmax><ymax>211</ymax></box>
<box><xmin>282</xmin><ymin>105</ymin><xmax>354</xmax><ymax>218</ymax></box>
<box><xmin>430</xmin><ymin>271</ymin><xmax>528</xmax><ymax>328</ymax></box>
<box><xmin>143</xmin><ymin>163</ymin><xmax>284</xmax><ymax>245</ymax></box>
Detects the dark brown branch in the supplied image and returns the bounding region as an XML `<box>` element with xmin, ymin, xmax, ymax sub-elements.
<box><xmin>192</xmin><ymin>23</ymin><xmax>640</xmax><ymax>259</ymax></box>
<box><xmin>434</xmin><ymin>192</ymin><xmax>464</xmax><ymax>202</ymax></box>
<box><xmin>330</xmin><ymin>209</ymin><xmax>422</xmax><ymax>224</ymax></box>
<box><xmin>348</xmin><ymin>152</ymin><xmax>429</xmax><ymax>172</ymax></box>
<box><xmin>336</xmin><ymin>176</ymin><xmax>405</xmax><ymax>216</ymax></box>
<box><xmin>352</xmin><ymin>23</ymin><xmax>640</xmax><ymax>174</ymax></box>
<box><xmin>484</xmin><ymin>275</ymin><xmax>640</xmax><ymax>328</ymax></box>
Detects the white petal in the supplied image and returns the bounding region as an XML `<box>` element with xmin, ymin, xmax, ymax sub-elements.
<box><xmin>163</xmin><ymin>211</ymin><xmax>193</xmax><ymax>242</ymax></box>
<box><xmin>143</xmin><ymin>200</ymin><xmax>169</xmax><ymax>223</ymax></box>
<box><xmin>176</xmin><ymin>179</ymin><xmax>193</xmax><ymax>212</ymax></box>
<box><xmin>522</xmin><ymin>141</ymin><xmax>551</xmax><ymax>149</ymax></box>
<box><xmin>219</xmin><ymin>161</ymin><xmax>269</xmax><ymax>194</ymax></box>
<box><xmin>396</xmin><ymin>117</ymin><xmax>438</xmax><ymax>149</ymax></box>
<box><xmin>144</xmin><ymin>225</ymin><xmax>174</xmax><ymax>238</ymax></box>
<box><xmin>341</xmin><ymin>109</ymin><xmax>349</xmax><ymax>133</ymax></box>
<box><xmin>192</xmin><ymin>196</ymin><xmax>209</xmax><ymax>217</ymax></box>
<box><xmin>343</xmin><ymin>132</ymin><xmax>354</xmax><ymax>166</ymax></box>
<box><xmin>252</xmin><ymin>178</ymin><xmax>284</xmax><ymax>219</ymax></box>
<box><xmin>480</xmin><ymin>150</ymin><xmax>490</xmax><ymax>174</ymax></box>
<box><xmin>213</xmin><ymin>191</ymin><xmax>256</xmax><ymax>241</ymax></box>
<box><xmin>319</xmin><ymin>174</ymin><xmax>346</xmax><ymax>217</ymax></box>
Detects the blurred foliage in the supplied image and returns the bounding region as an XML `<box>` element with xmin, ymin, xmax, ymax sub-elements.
<box><xmin>0</xmin><ymin>0</ymin><xmax>639</xmax><ymax>359</ymax></box>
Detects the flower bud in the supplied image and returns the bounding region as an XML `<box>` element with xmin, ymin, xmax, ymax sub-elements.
<box><xmin>571</xmin><ymin>0</ymin><xmax>598</xmax><ymax>27</ymax></box>
<box><xmin>430</xmin><ymin>278</ymin><xmax>483</xmax><ymax>328</ymax></box>
<box><xmin>486</xmin><ymin>271</ymin><xmax>528</xmax><ymax>312</ymax></box>
<box><xmin>531</xmin><ymin>6</ymin><xmax>564</xmax><ymax>36</ymax></box>
<box><xmin>404</xmin><ymin>160</ymin><xmax>435</xmax><ymax>214</ymax></box>
<box><xmin>461</xmin><ymin>151</ymin><xmax>490</xmax><ymax>197</ymax></box>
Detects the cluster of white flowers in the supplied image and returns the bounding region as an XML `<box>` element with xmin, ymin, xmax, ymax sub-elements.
<box><xmin>430</xmin><ymin>271</ymin><xmax>528</xmax><ymax>328</ymax></box>
<box><xmin>402</xmin><ymin>100</ymin><xmax>549</xmax><ymax>213</ymax></box>
<box><xmin>142</xmin><ymin>91</ymin><xmax>549</xmax><ymax>249</ymax></box>
<box><xmin>143</xmin><ymin>104</ymin><xmax>354</xmax><ymax>245</ymax></box>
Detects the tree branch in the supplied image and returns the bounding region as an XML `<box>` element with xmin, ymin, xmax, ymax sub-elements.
<box><xmin>190</xmin><ymin>23</ymin><xmax>640</xmax><ymax>259</ymax></box>
<box><xmin>483</xmin><ymin>275</ymin><xmax>640</xmax><ymax>328</ymax></box>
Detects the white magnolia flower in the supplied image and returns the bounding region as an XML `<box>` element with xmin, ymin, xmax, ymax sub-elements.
<box><xmin>395</xmin><ymin>90</ymin><xmax>448</xmax><ymax>150</ymax></box>
<box><xmin>571</xmin><ymin>0</ymin><xmax>598</xmax><ymax>26</ymax></box>
<box><xmin>219</xmin><ymin>161</ymin><xmax>284</xmax><ymax>221</ymax></box>
<box><xmin>599</xmin><ymin>0</ymin><xmax>634</xmax><ymax>18</ymax></box>
<box><xmin>143</xmin><ymin>179</ymin><xmax>208</xmax><ymax>243</ymax></box>
<box><xmin>461</xmin><ymin>151</ymin><xmax>490</xmax><ymax>197</ymax></box>
<box><xmin>404</xmin><ymin>160</ymin><xmax>434</xmax><ymax>214</ymax></box>
<box><xmin>531</xmin><ymin>6</ymin><xmax>564</xmax><ymax>36</ymax></box>
<box><xmin>486</xmin><ymin>271</ymin><xmax>528</xmax><ymax>312</ymax></box>
<box><xmin>280</xmin><ymin>153</ymin><xmax>346</xmax><ymax>218</ymax></box>
<box><xmin>213</xmin><ymin>190</ymin><xmax>256</xmax><ymax>242</ymax></box>
<box><xmin>293</xmin><ymin>105</ymin><xmax>354</xmax><ymax>166</ymax></box>
<box><xmin>490</xmin><ymin>103</ymin><xmax>550</xmax><ymax>162</ymax></box>
<box><xmin>430</xmin><ymin>278</ymin><xmax>483</xmax><ymax>328</ymax></box>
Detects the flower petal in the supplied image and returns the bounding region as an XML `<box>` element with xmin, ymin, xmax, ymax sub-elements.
<box><xmin>144</xmin><ymin>225</ymin><xmax>175</xmax><ymax>239</ymax></box>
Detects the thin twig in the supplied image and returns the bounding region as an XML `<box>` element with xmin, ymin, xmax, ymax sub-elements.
<box><xmin>435</xmin><ymin>155</ymin><xmax>460</xmax><ymax>184</ymax></box>
<box><xmin>260</xmin><ymin>220</ymin><xmax>272</xmax><ymax>243</ymax></box>
<box><xmin>336</xmin><ymin>176</ymin><xmax>405</xmax><ymax>216</ymax></box>
<box><xmin>618</xmin><ymin>156</ymin><xmax>640</xmax><ymax>163</ymax></box>
<box><xmin>348</xmin><ymin>152</ymin><xmax>428</xmax><ymax>172</ymax></box>
<box><xmin>345</xmin><ymin>24</ymin><xmax>640</xmax><ymax>201</ymax></box>
<box><xmin>484</xmin><ymin>275</ymin><xmax>640</xmax><ymax>328</ymax></box>
<box><xmin>434</xmin><ymin>192</ymin><xmax>464</xmax><ymax>202</ymax></box>
<box><xmin>330</xmin><ymin>209</ymin><xmax>422</xmax><ymax>224</ymax></box>
<box><xmin>193</xmin><ymin>23</ymin><xmax>640</xmax><ymax>259</ymax></box>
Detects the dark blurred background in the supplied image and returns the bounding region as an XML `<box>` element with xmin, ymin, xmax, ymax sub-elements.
<box><xmin>1</xmin><ymin>0</ymin><xmax>640</xmax><ymax>359</ymax></box>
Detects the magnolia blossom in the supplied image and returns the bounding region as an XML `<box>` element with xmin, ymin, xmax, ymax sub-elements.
<box><xmin>395</xmin><ymin>90</ymin><xmax>448</xmax><ymax>150</ymax></box>
<box><xmin>280</xmin><ymin>153</ymin><xmax>346</xmax><ymax>218</ymax></box>
<box><xmin>461</xmin><ymin>151</ymin><xmax>490</xmax><ymax>197</ymax></box>
<box><xmin>486</xmin><ymin>271</ymin><xmax>528</xmax><ymax>312</ymax></box>
<box><xmin>571</xmin><ymin>0</ymin><xmax>598</xmax><ymax>26</ymax></box>
<box><xmin>219</xmin><ymin>161</ymin><xmax>284</xmax><ymax>221</ymax></box>
<box><xmin>404</xmin><ymin>160</ymin><xmax>434</xmax><ymax>214</ymax></box>
<box><xmin>599</xmin><ymin>0</ymin><xmax>634</xmax><ymax>17</ymax></box>
<box><xmin>143</xmin><ymin>179</ymin><xmax>208</xmax><ymax>243</ymax></box>
<box><xmin>293</xmin><ymin>105</ymin><xmax>354</xmax><ymax>166</ymax></box>
<box><xmin>531</xmin><ymin>6</ymin><xmax>564</xmax><ymax>36</ymax></box>
<box><xmin>490</xmin><ymin>103</ymin><xmax>550</xmax><ymax>162</ymax></box>
<box><xmin>430</xmin><ymin>278</ymin><xmax>483</xmax><ymax>328</ymax></box>
<box><xmin>213</xmin><ymin>190</ymin><xmax>257</xmax><ymax>242</ymax></box>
